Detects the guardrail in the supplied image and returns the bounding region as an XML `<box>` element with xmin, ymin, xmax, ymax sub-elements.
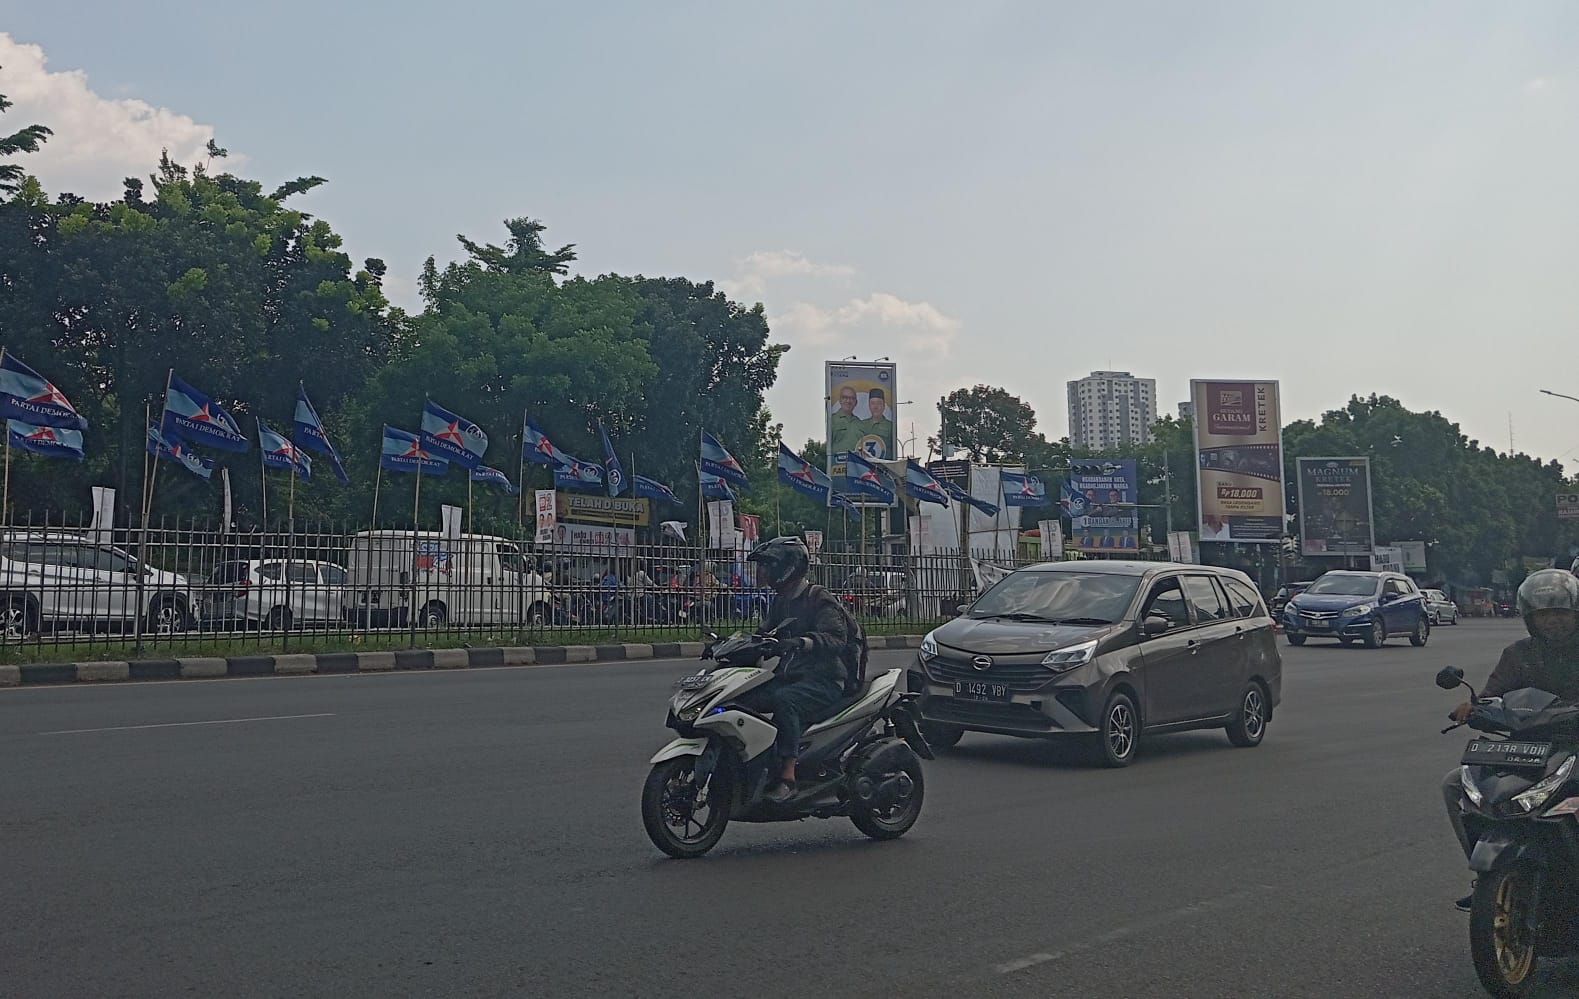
<box><xmin>0</xmin><ymin>513</ymin><xmax>1103</xmax><ymax>661</ymax></box>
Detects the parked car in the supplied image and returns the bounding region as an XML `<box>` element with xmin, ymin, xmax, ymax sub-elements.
<box><xmin>202</xmin><ymin>559</ymin><xmax>348</xmax><ymax>630</ymax></box>
<box><xmin>0</xmin><ymin>531</ymin><xmax>196</xmax><ymax>638</ymax></box>
<box><xmin>909</xmin><ymin>560</ymin><xmax>1282</xmax><ymax>767</ymax></box>
<box><xmin>342</xmin><ymin>531</ymin><xmax>553</xmax><ymax>628</ymax></box>
<box><xmin>1281</xmin><ymin>570</ymin><xmax>1430</xmax><ymax>648</ymax></box>
<box><xmin>840</xmin><ymin>568</ymin><xmax>908</xmax><ymax>618</ymax></box>
<box><xmin>1421</xmin><ymin>588</ymin><xmax>1459</xmax><ymax>626</ymax></box>
<box><xmin>1271</xmin><ymin>581</ymin><xmax>1311</xmax><ymax>617</ymax></box>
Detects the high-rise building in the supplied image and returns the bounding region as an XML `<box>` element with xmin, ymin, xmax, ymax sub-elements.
<box><xmin>1177</xmin><ymin>401</ymin><xmax>1195</xmax><ymax>423</ymax></box>
<box><xmin>1066</xmin><ymin>371</ymin><xmax>1158</xmax><ymax>451</ymax></box>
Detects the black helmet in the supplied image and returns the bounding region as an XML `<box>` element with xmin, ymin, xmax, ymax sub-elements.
<box><xmin>1516</xmin><ymin>568</ymin><xmax>1579</xmax><ymax>637</ymax></box>
<box><xmin>748</xmin><ymin>536</ymin><xmax>811</xmax><ymax>590</ymax></box>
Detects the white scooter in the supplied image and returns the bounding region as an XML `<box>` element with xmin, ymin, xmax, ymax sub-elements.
<box><xmin>641</xmin><ymin>625</ymin><xmax>934</xmax><ymax>858</ymax></box>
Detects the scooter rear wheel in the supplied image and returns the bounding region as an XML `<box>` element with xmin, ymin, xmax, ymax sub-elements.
<box><xmin>850</xmin><ymin>753</ymin><xmax>925</xmax><ymax>841</ymax></box>
<box><xmin>642</xmin><ymin>757</ymin><xmax>730</xmax><ymax>859</ymax></box>
<box><xmin>1470</xmin><ymin>864</ymin><xmax>1541</xmax><ymax>998</ymax></box>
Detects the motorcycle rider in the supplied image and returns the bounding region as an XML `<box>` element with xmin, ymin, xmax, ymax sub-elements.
<box><xmin>739</xmin><ymin>537</ymin><xmax>851</xmax><ymax>804</ymax></box>
<box><xmin>1443</xmin><ymin>568</ymin><xmax>1579</xmax><ymax>909</ymax></box>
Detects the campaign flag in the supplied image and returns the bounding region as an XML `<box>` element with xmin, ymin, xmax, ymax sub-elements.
<box><xmin>7</xmin><ymin>420</ymin><xmax>83</xmax><ymax>461</ymax></box>
<box><xmin>944</xmin><ymin>480</ymin><xmax>999</xmax><ymax>518</ymax></box>
<box><xmin>598</xmin><ymin>421</ymin><xmax>626</xmax><ymax>498</ymax></box>
<box><xmin>553</xmin><ymin>455</ymin><xmax>605</xmax><ymax>491</ymax></box>
<box><xmin>163</xmin><ymin>374</ymin><xmax>249</xmax><ymax>451</ymax></box>
<box><xmin>419</xmin><ymin>399</ymin><xmax>488</xmax><ymax>469</ymax></box>
<box><xmin>471</xmin><ymin>465</ymin><xmax>518</xmax><ymax>495</ymax></box>
<box><xmin>1001</xmin><ymin>470</ymin><xmax>1047</xmax><ymax>507</ymax></box>
<box><xmin>381</xmin><ymin>426</ymin><xmax>448</xmax><ymax>475</ymax></box>
<box><xmin>700</xmin><ymin>468</ymin><xmax>737</xmax><ymax>502</ymax></box>
<box><xmin>1059</xmin><ymin>481</ymin><xmax>1090</xmax><ymax>518</ymax></box>
<box><xmin>258</xmin><ymin>419</ymin><xmax>311</xmax><ymax>481</ymax></box>
<box><xmin>904</xmin><ymin>460</ymin><xmax>950</xmax><ymax>507</ymax></box>
<box><xmin>843</xmin><ymin>450</ymin><xmax>895</xmax><ymax>505</ymax></box>
<box><xmin>777</xmin><ymin>443</ymin><xmax>834</xmax><ymax>502</ymax></box>
<box><xmin>293</xmin><ymin>384</ymin><xmax>349</xmax><ymax>484</ymax></box>
<box><xmin>831</xmin><ymin>491</ymin><xmax>860</xmax><ymax>515</ymax></box>
<box><xmin>700</xmin><ymin>431</ymin><xmax>749</xmax><ymax>487</ymax></box>
<box><xmin>522</xmin><ymin>417</ymin><xmax>569</xmax><ymax>467</ymax></box>
<box><xmin>633</xmin><ymin>474</ymin><xmax>681</xmax><ymax>504</ymax></box>
<box><xmin>147</xmin><ymin>427</ymin><xmax>213</xmax><ymax>481</ymax></box>
<box><xmin>0</xmin><ymin>352</ymin><xmax>86</xmax><ymax>431</ymax></box>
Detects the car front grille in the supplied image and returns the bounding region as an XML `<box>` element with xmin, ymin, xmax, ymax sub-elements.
<box><xmin>923</xmin><ymin>654</ymin><xmax>1058</xmax><ymax>692</ymax></box>
<box><xmin>1299</xmin><ymin>610</ymin><xmax>1339</xmax><ymax>622</ymax></box>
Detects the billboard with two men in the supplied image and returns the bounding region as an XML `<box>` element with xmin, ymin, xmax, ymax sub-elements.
<box><xmin>826</xmin><ymin>361</ymin><xmax>897</xmax><ymax>504</ymax></box>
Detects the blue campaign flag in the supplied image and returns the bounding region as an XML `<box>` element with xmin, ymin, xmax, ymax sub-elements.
<box><xmin>553</xmin><ymin>455</ymin><xmax>605</xmax><ymax>491</ymax></box>
<box><xmin>163</xmin><ymin>373</ymin><xmax>249</xmax><ymax>451</ymax></box>
<box><xmin>1002</xmin><ymin>470</ymin><xmax>1047</xmax><ymax>507</ymax></box>
<box><xmin>258</xmin><ymin>418</ymin><xmax>311</xmax><ymax>481</ymax></box>
<box><xmin>777</xmin><ymin>442</ymin><xmax>833</xmax><ymax>502</ymax></box>
<box><xmin>293</xmin><ymin>384</ymin><xmax>349</xmax><ymax>484</ymax></box>
<box><xmin>843</xmin><ymin>450</ymin><xmax>895</xmax><ymax>505</ymax></box>
<box><xmin>0</xmin><ymin>352</ymin><xmax>86</xmax><ymax>431</ymax></box>
<box><xmin>419</xmin><ymin>399</ymin><xmax>488</xmax><ymax>469</ymax></box>
<box><xmin>471</xmin><ymin>465</ymin><xmax>518</xmax><ymax>495</ymax></box>
<box><xmin>147</xmin><ymin>427</ymin><xmax>213</xmax><ymax>481</ymax></box>
<box><xmin>700</xmin><ymin>468</ymin><xmax>737</xmax><ymax>502</ymax></box>
<box><xmin>1059</xmin><ymin>481</ymin><xmax>1090</xmax><ymax>518</ymax></box>
<box><xmin>598</xmin><ymin>421</ymin><xmax>626</xmax><ymax>498</ymax></box>
<box><xmin>700</xmin><ymin>431</ymin><xmax>750</xmax><ymax>487</ymax></box>
<box><xmin>381</xmin><ymin>425</ymin><xmax>449</xmax><ymax>475</ymax></box>
<box><xmin>7</xmin><ymin>419</ymin><xmax>84</xmax><ymax>461</ymax></box>
<box><xmin>522</xmin><ymin>416</ymin><xmax>569</xmax><ymax>467</ymax></box>
<box><xmin>904</xmin><ymin>460</ymin><xmax>950</xmax><ymax>507</ymax></box>
<box><xmin>944</xmin><ymin>480</ymin><xmax>1000</xmax><ymax>518</ymax></box>
<box><xmin>633</xmin><ymin>474</ymin><xmax>681</xmax><ymax>504</ymax></box>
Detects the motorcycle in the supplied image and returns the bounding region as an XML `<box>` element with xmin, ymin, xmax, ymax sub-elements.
<box><xmin>1436</xmin><ymin>666</ymin><xmax>1579</xmax><ymax>997</ymax></box>
<box><xmin>640</xmin><ymin>624</ymin><xmax>934</xmax><ymax>859</ymax></box>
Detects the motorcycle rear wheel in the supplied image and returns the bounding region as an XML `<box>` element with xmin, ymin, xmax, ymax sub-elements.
<box><xmin>642</xmin><ymin>757</ymin><xmax>730</xmax><ymax>859</ymax></box>
<box><xmin>850</xmin><ymin>754</ymin><xmax>925</xmax><ymax>841</ymax></box>
<box><xmin>1470</xmin><ymin>864</ymin><xmax>1541</xmax><ymax>998</ymax></box>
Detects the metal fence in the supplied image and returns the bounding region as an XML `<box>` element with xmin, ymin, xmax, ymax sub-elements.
<box><xmin>0</xmin><ymin>512</ymin><xmax>1116</xmax><ymax>660</ymax></box>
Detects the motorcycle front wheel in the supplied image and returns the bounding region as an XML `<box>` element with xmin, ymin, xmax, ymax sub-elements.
<box><xmin>1470</xmin><ymin>864</ymin><xmax>1541</xmax><ymax>998</ymax></box>
<box><xmin>642</xmin><ymin>757</ymin><xmax>730</xmax><ymax>859</ymax></box>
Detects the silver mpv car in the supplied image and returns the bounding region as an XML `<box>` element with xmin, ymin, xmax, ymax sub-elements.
<box><xmin>909</xmin><ymin>561</ymin><xmax>1283</xmax><ymax>767</ymax></box>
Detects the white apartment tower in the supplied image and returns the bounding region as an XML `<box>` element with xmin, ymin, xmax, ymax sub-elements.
<box><xmin>1066</xmin><ymin>371</ymin><xmax>1158</xmax><ymax>451</ymax></box>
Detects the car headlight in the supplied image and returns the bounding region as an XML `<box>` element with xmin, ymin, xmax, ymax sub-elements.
<box><xmin>1514</xmin><ymin>755</ymin><xmax>1576</xmax><ymax>813</ymax></box>
<box><xmin>1342</xmin><ymin>603</ymin><xmax>1374</xmax><ymax>618</ymax></box>
<box><xmin>920</xmin><ymin>631</ymin><xmax>939</xmax><ymax>658</ymax></box>
<box><xmin>1460</xmin><ymin>766</ymin><xmax>1484</xmax><ymax>807</ymax></box>
<box><xmin>1042</xmin><ymin>639</ymin><xmax>1097</xmax><ymax>673</ymax></box>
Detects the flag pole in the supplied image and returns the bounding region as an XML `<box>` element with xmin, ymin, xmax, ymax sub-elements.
<box><xmin>516</xmin><ymin>416</ymin><xmax>526</xmax><ymax>531</ymax></box>
<box><xmin>467</xmin><ymin>474</ymin><xmax>474</xmax><ymax>536</ymax></box>
<box><xmin>371</xmin><ymin>462</ymin><xmax>382</xmax><ymax>529</ymax></box>
<box><xmin>258</xmin><ymin>418</ymin><xmax>269</xmax><ymax>531</ymax></box>
<box><xmin>413</xmin><ymin>463</ymin><xmax>423</xmax><ymax>530</ymax></box>
<box><xmin>135</xmin><ymin>371</ymin><xmax>172</xmax><ymax>656</ymax></box>
<box><xmin>2</xmin><ymin>420</ymin><xmax>12</xmax><ymax>529</ymax></box>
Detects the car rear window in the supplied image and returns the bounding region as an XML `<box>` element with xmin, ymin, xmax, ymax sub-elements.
<box><xmin>1222</xmin><ymin>579</ymin><xmax>1264</xmax><ymax>618</ymax></box>
<box><xmin>1182</xmin><ymin>576</ymin><xmax>1228</xmax><ymax>621</ymax></box>
<box><xmin>210</xmin><ymin>562</ymin><xmax>253</xmax><ymax>585</ymax></box>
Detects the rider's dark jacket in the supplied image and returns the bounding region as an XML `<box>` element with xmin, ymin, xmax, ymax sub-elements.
<box><xmin>1484</xmin><ymin>634</ymin><xmax>1579</xmax><ymax>700</ymax></box>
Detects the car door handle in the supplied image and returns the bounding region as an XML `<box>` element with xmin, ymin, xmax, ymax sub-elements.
<box><xmin>1234</xmin><ymin>627</ymin><xmax>1245</xmax><ymax>639</ymax></box>
<box><xmin>1186</xmin><ymin>639</ymin><xmax>1201</xmax><ymax>654</ymax></box>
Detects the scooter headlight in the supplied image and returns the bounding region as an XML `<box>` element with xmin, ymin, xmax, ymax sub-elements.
<box><xmin>1460</xmin><ymin>766</ymin><xmax>1484</xmax><ymax>807</ymax></box>
<box><xmin>1513</xmin><ymin>755</ymin><xmax>1575</xmax><ymax>813</ymax></box>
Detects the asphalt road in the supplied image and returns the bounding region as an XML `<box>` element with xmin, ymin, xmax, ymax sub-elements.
<box><xmin>4</xmin><ymin>618</ymin><xmax>1575</xmax><ymax>998</ymax></box>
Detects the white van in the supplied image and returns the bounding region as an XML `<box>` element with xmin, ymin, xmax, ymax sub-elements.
<box><xmin>341</xmin><ymin>531</ymin><xmax>553</xmax><ymax>628</ymax></box>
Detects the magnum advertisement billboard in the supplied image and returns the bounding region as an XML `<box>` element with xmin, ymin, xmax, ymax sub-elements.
<box><xmin>1191</xmin><ymin>379</ymin><xmax>1285</xmax><ymax>544</ymax></box>
<box><xmin>1296</xmin><ymin>457</ymin><xmax>1374</xmax><ymax>556</ymax></box>
<box><xmin>826</xmin><ymin>360</ymin><xmax>897</xmax><ymax>504</ymax></box>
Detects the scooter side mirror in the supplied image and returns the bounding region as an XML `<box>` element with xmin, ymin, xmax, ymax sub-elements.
<box><xmin>1435</xmin><ymin>666</ymin><xmax>1466</xmax><ymax>691</ymax></box>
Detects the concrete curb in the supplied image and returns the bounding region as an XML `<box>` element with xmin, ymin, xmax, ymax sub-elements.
<box><xmin>4</xmin><ymin>636</ymin><xmax>929</xmax><ymax>686</ymax></box>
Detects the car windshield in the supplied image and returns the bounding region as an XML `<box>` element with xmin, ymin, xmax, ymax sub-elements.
<box><xmin>968</xmin><ymin>571</ymin><xmax>1140</xmax><ymax>624</ymax></box>
<box><xmin>1304</xmin><ymin>575</ymin><xmax>1378</xmax><ymax>597</ymax></box>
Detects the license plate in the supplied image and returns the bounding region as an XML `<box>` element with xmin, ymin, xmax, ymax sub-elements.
<box><xmin>675</xmin><ymin>672</ymin><xmax>712</xmax><ymax>691</ymax></box>
<box><xmin>1305</xmin><ymin>619</ymin><xmax>1328</xmax><ymax>630</ymax></box>
<box><xmin>955</xmin><ymin>680</ymin><xmax>1011</xmax><ymax>702</ymax></box>
<box><xmin>1461</xmin><ymin>739</ymin><xmax>1552</xmax><ymax>768</ymax></box>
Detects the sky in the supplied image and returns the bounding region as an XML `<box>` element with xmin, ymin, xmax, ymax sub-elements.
<box><xmin>5</xmin><ymin>2</ymin><xmax>1579</xmax><ymax>468</ymax></box>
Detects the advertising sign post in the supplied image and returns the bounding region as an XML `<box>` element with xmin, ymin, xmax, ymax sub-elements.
<box><xmin>1191</xmin><ymin>380</ymin><xmax>1286</xmax><ymax>545</ymax></box>
<box><xmin>826</xmin><ymin>361</ymin><xmax>898</xmax><ymax>505</ymax></box>
<box><xmin>1296</xmin><ymin>457</ymin><xmax>1375</xmax><ymax>557</ymax></box>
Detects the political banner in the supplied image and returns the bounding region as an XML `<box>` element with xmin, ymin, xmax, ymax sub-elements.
<box><xmin>1191</xmin><ymin>379</ymin><xmax>1285</xmax><ymax>544</ymax></box>
<box><xmin>826</xmin><ymin>360</ymin><xmax>897</xmax><ymax>503</ymax></box>
<box><xmin>1560</xmin><ymin>493</ymin><xmax>1579</xmax><ymax>521</ymax></box>
<box><xmin>804</xmin><ymin>530</ymin><xmax>824</xmax><ymax>554</ymax></box>
<box><xmin>1296</xmin><ymin>457</ymin><xmax>1374</xmax><ymax>556</ymax></box>
<box><xmin>534</xmin><ymin>489</ymin><xmax>557</xmax><ymax>544</ymax></box>
<box><xmin>1069</xmin><ymin>459</ymin><xmax>1139</xmax><ymax>551</ymax></box>
<box><xmin>1038</xmin><ymin>519</ymin><xmax>1064</xmax><ymax>560</ymax></box>
<box><xmin>552</xmin><ymin>522</ymin><xmax>636</xmax><ymax>550</ymax></box>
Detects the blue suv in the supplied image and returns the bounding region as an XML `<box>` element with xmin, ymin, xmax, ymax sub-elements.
<box><xmin>1282</xmin><ymin>570</ymin><xmax>1430</xmax><ymax>649</ymax></box>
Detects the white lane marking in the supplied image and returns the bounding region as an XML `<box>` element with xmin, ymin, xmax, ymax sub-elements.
<box><xmin>992</xmin><ymin>884</ymin><xmax>1278</xmax><ymax>975</ymax></box>
<box><xmin>39</xmin><ymin>712</ymin><xmax>336</xmax><ymax>735</ymax></box>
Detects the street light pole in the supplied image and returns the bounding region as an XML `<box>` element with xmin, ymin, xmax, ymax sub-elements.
<box><xmin>1541</xmin><ymin>389</ymin><xmax>1579</xmax><ymax>405</ymax></box>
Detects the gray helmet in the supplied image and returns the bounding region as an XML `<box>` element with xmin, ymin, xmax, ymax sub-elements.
<box><xmin>1516</xmin><ymin>568</ymin><xmax>1579</xmax><ymax>635</ymax></box>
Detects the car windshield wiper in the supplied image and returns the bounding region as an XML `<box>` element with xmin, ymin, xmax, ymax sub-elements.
<box><xmin>1048</xmin><ymin>617</ymin><xmax>1113</xmax><ymax>626</ymax></box>
<box><xmin>970</xmin><ymin>612</ymin><xmax>1057</xmax><ymax>623</ymax></box>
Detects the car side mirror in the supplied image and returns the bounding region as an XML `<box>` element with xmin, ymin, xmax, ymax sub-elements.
<box><xmin>1143</xmin><ymin>616</ymin><xmax>1171</xmax><ymax>636</ymax></box>
<box><xmin>1379</xmin><ymin>592</ymin><xmax>1396</xmax><ymax>604</ymax></box>
<box><xmin>1435</xmin><ymin>666</ymin><xmax>1466</xmax><ymax>690</ymax></box>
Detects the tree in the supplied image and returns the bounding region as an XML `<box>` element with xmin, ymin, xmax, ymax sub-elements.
<box><xmin>933</xmin><ymin>385</ymin><xmax>1042</xmax><ymax>463</ymax></box>
<box><xmin>0</xmin><ymin>75</ymin><xmax>51</xmax><ymax>199</ymax></box>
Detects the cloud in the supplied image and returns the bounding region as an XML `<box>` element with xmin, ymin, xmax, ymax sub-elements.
<box><xmin>771</xmin><ymin>292</ymin><xmax>961</xmax><ymax>353</ymax></box>
<box><xmin>719</xmin><ymin>249</ymin><xmax>855</xmax><ymax>300</ymax></box>
<box><xmin>1</xmin><ymin>34</ymin><xmax>233</xmax><ymax>200</ymax></box>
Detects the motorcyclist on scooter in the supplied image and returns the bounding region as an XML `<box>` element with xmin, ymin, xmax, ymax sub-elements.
<box><xmin>739</xmin><ymin>536</ymin><xmax>851</xmax><ymax>804</ymax></box>
<box><xmin>1442</xmin><ymin>568</ymin><xmax>1579</xmax><ymax>909</ymax></box>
